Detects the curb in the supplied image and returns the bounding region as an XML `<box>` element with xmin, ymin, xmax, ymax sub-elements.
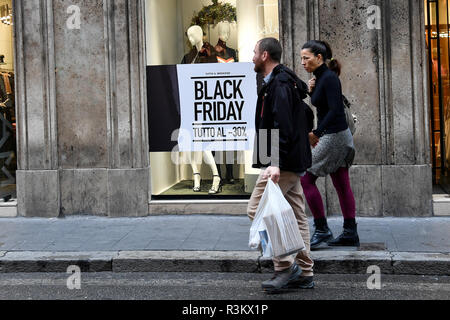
<box><xmin>0</xmin><ymin>250</ymin><xmax>449</xmax><ymax>276</ymax></box>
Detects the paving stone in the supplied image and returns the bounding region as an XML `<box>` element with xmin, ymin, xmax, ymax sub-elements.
<box><xmin>79</xmin><ymin>241</ymin><xmax>122</xmax><ymax>252</ymax></box>
<box><xmin>14</xmin><ymin>241</ymin><xmax>54</xmax><ymax>251</ymax></box>
<box><xmin>214</xmin><ymin>237</ymin><xmax>250</xmax><ymax>251</ymax></box>
<box><xmin>145</xmin><ymin>240</ymin><xmax>184</xmax><ymax>251</ymax></box>
<box><xmin>180</xmin><ymin>239</ymin><xmax>218</xmax><ymax>251</ymax></box>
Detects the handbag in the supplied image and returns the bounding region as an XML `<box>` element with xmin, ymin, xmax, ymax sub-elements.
<box><xmin>343</xmin><ymin>95</ymin><xmax>357</xmax><ymax>135</ymax></box>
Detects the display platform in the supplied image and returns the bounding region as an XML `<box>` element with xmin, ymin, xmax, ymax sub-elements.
<box><xmin>153</xmin><ymin>179</ymin><xmax>250</xmax><ymax>200</ymax></box>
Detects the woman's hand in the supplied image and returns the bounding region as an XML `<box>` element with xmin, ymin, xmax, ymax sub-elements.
<box><xmin>308</xmin><ymin>77</ymin><xmax>316</xmax><ymax>93</ymax></box>
<box><xmin>309</xmin><ymin>132</ymin><xmax>320</xmax><ymax>148</ymax></box>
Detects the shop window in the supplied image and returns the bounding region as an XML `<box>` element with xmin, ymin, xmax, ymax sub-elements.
<box><xmin>145</xmin><ymin>0</ymin><xmax>279</xmax><ymax>199</ymax></box>
<box><xmin>0</xmin><ymin>0</ymin><xmax>16</xmax><ymax>202</ymax></box>
<box><xmin>425</xmin><ymin>0</ymin><xmax>450</xmax><ymax>190</ymax></box>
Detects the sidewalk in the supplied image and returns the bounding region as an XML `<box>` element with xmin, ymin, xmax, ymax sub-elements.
<box><xmin>0</xmin><ymin>216</ymin><xmax>449</xmax><ymax>275</ymax></box>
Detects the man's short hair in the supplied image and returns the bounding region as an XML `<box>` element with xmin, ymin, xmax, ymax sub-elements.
<box><xmin>258</xmin><ymin>38</ymin><xmax>282</xmax><ymax>63</ymax></box>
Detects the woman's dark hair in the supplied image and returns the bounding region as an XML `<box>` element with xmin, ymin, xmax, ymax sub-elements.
<box><xmin>302</xmin><ymin>40</ymin><xmax>341</xmax><ymax>76</ymax></box>
<box><xmin>328</xmin><ymin>58</ymin><xmax>342</xmax><ymax>77</ymax></box>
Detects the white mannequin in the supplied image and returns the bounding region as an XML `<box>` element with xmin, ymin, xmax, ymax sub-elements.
<box><xmin>216</xmin><ymin>21</ymin><xmax>239</xmax><ymax>184</ymax></box>
<box><xmin>184</xmin><ymin>26</ymin><xmax>222</xmax><ymax>194</ymax></box>
<box><xmin>187</xmin><ymin>25</ymin><xmax>204</xmax><ymax>52</ymax></box>
<box><xmin>215</xmin><ymin>21</ymin><xmax>237</xmax><ymax>65</ymax></box>
<box><xmin>218</xmin><ymin>21</ymin><xmax>231</xmax><ymax>42</ymax></box>
<box><xmin>188</xmin><ymin>151</ymin><xmax>221</xmax><ymax>194</ymax></box>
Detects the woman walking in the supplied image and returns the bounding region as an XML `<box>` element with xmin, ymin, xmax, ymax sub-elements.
<box><xmin>300</xmin><ymin>40</ymin><xmax>359</xmax><ymax>249</ymax></box>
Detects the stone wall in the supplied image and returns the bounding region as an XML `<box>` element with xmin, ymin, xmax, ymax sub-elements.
<box><xmin>14</xmin><ymin>0</ymin><xmax>150</xmax><ymax>217</ymax></box>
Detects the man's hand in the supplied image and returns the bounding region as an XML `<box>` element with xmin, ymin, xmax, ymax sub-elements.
<box><xmin>309</xmin><ymin>132</ymin><xmax>320</xmax><ymax>148</ymax></box>
<box><xmin>263</xmin><ymin>166</ymin><xmax>281</xmax><ymax>184</ymax></box>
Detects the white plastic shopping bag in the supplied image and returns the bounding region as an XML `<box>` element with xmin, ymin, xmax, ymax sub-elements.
<box><xmin>249</xmin><ymin>177</ymin><xmax>273</xmax><ymax>258</ymax></box>
<box><xmin>249</xmin><ymin>179</ymin><xmax>306</xmax><ymax>258</ymax></box>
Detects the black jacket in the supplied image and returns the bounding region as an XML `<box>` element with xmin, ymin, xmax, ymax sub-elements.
<box><xmin>252</xmin><ymin>64</ymin><xmax>313</xmax><ymax>173</ymax></box>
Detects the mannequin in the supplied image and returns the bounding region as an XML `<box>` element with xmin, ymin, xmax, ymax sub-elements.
<box><xmin>187</xmin><ymin>151</ymin><xmax>222</xmax><ymax>195</ymax></box>
<box><xmin>181</xmin><ymin>25</ymin><xmax>222</xmax><ymax>194</ymax></box>
<box><xmin>181</xmin><ymin>25</ymin><xmax>217</xmax><ymax>64</ymax></box>
<box><xmin>215</xmin><ymin>21</ymin><xmax>238</xmax><ymax>63</ymax></box>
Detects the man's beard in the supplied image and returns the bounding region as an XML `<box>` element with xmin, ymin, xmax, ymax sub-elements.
<box><xmin>254</xmin><ymin>63</ymin><xmax>262</xmax><ymax>73</ymax></box>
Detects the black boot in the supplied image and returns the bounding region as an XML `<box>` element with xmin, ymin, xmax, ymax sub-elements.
<box><xmin>327</xmin><ymin>219</ymin><xmax>360</xmax><ymax>247</ymax></box>
<box><xmin>310</xmin><ymin>218</ymin><xmax>333</xmax><ymax>250</ymax></box>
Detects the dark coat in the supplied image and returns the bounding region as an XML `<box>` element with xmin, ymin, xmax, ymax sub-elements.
<box><xmin>311</xmin><ymin>64</ymin><xmax>348</xmax><ymax>137</ymax></box>
<box><xmin>253</xmin><ymin>64</ymin><xmax>313</xmax><ymax>173</ymax></box>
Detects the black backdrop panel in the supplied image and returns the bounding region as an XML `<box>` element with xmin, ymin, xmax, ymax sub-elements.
<box><xmin>147</xmin><ymin>65</ymin><xmax>181</xmax><ymax>152</ymax></box>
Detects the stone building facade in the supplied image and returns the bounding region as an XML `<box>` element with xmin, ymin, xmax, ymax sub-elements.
<box><xmin>12</xmin><ymin>0</ymin><xmax>432</xmax><ymax>217</ymax></box>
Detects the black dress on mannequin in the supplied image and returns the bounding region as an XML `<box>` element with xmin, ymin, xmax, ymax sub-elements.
<box><xmin>215</xmin><ymin>39</ymin><xmax>238</xmax><ymax>63</ymax></box>
<box><xmin>181</xmin><ymin>42</ymin><xmax>217</xmax><ymax>64</ymax></box>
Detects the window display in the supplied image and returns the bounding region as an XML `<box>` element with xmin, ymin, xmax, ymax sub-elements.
<box><xmin>146</xmin><ymin>0</ymin><xmax>279</xmax><ymax>199</ymax></box>
<box><xmin>0</xmin><ymin>0</ymin><xmax>16</xmax><ymax>202</ymax></box>
<box><xmin>182</xmin><ymin>25</ymin><xmax>218</xmax><ymax>64</ymax></box>
<box><xmin>425</xmin><ymin>0</ymin><xmax>450</xmax><ymax>188</ymax></box>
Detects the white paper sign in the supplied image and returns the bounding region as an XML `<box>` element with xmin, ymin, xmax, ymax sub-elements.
<box><xmin>176</xmin><ymin>62</ymin><xmax>257</xmax><ymax>152</ymax></box>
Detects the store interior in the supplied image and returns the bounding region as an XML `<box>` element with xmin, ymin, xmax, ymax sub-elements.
<box><xmin>0</xmin><ymin>0</ymin><xmax>16</xmax><ymax>202</ymax></box>
<box><xmin>425</xmin><ymin>0</ymin><xmax>450</xmax><ymax>192</ymax></box>
<box><xmin>146</xmin><ymin>0</ymin><xmax>279</xmax><ymax>199</ymax></box>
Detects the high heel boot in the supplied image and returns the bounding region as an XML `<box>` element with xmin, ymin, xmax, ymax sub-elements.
<box><xmin>310</xmin><ymin>218</ymin><xmax>334</xmax><ymax>250</ymax></box>
<box><xmin>327</xmin><ymin>219</ymin><xmax>360</xmax><ymax>247</ymax></box>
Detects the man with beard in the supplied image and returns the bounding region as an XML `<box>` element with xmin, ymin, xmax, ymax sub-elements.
<box><xmin>247</xmin><ymin>38</ymin><xmax>315</xmax><ymax>294</ymax></box>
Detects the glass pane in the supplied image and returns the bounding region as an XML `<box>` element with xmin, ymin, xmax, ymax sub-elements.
<box><xmin>146</xmin><ymin>0</ymin><xmax>279</xmax><ymax>198</ymax></box>
<box><xmin>0</xmin><ymin>0</ymin><xmax>16</xmax><ymax>201</ymax></box>
<box><xmin>431</xmin><ymin>1</ymin><xmax>438</xmax><ymax>35</ymax></box>
<box><xmin>435</xmin><ymin>129</ymin><xmax>442</xmax><ymax>183</ymax></box>
<box><xmin>440</xmin><ymin>0</ymin><xmax>450</xmax><ymax>184</ymax></box>
<box><xmin>431</xmin><ymin>37</ymin><xmax>441</xmax><ymax>128</ymax></box>
<box><xmin>146</xmin><ymin>0</ymin><xmax>279</xmax><ymax>66</ymax></box>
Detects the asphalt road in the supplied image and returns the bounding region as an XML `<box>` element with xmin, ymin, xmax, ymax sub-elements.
<box><xmin>0</xmin><ymin>272</ymin><xmax>448</xmax><ymax>301</ymax></box>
